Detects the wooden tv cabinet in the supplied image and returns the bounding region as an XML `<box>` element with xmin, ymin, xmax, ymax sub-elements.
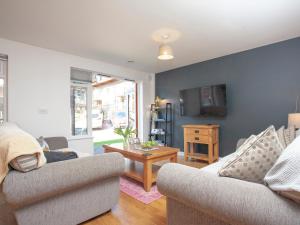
<box><xmin>182</xmin><ymin>124</ymin><xmax>219</xmax><ymax>164</ymax></box>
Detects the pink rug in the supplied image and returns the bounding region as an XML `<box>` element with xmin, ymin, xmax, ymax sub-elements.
<box><xmin>120</xmin><ymin>177</ymin><xmax>163</xmax><ymax>204</ymax></box>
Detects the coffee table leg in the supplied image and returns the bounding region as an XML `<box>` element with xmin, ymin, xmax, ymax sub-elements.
<box><xmin>184</xmin><ymin>141</ymin><xmax>189</xmax><ymax>161</ymax></box>
<box><xmin>143</xmin><ymin>161</ymin><xmax>152</xmax><ymax>192</ymax></box>
<box><xmin>170</xmin><ymin>153</ymin><xmax>178</xmax><ymax>163</ymax></box>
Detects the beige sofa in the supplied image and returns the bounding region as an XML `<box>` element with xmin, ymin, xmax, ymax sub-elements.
<box><xmin>157</xmin><ymin>156</ymin><xmax>300</xmax><ymax>225</ymax></box>
<box><xmin>0</xmin><ymin>137</ymin><xmax>125</xmax><ymax>225</ymax></box>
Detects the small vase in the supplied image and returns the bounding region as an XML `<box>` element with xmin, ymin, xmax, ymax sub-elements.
<box><xmin>123</xmin><ymin>138</ymin><xmax>129</xmax><ymax>149</ymax></box>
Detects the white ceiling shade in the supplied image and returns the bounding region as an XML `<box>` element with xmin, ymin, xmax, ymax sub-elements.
<box><xmin>158</xmin><ymin>45</ymin><xmax>174</xmax><ymax>60</ymax></box>
<box><xmin>0</xmin><ymin>0</ymin><xmax>299</xmax><ymax>73</ymax></box>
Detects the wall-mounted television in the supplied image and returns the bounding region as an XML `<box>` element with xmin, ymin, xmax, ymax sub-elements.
<box><xmin>179</xmin><ymin>84</ymin><xmax>227</xmax><ymax>117</ymax></box>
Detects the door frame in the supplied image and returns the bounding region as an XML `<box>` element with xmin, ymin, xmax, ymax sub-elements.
<box><xmin>135</xmin><ymin>82</ymin><xmax>139</xmax><ymax>136</ymax></box>
<box><xmin>0</xmin><ymin>58</ymin><xmax>8</xmax><ymax>123</ymax></box>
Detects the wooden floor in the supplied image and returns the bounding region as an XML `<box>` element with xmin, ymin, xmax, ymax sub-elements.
<box><xmin>82</xmin><ymin>192</ymin><xmax>167</xmax><ymax>225</ymax></box>
<box><xmin>82</xmin><ymin>156</ymin><xmax>207</xmax><ymax>225</ymax></box>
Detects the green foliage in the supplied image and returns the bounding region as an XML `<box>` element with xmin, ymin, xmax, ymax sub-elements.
<box><xmin>141</xmin><ymin>140</ymin><xmax>158</xmax><ymax>149</ymax></box>
<box><xmin>94</xmin><ymin>139</ymin><xmax>123</xmax><ymax>148</ymax></box>
<box><xmin>114</xmin><ymin>126</ymin><xmax>136</xmax><ymax>139</ymax></box>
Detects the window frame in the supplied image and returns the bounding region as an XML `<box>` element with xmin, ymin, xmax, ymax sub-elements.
<box><xmin>70</xmin><ymin>82</ymin><xmax>92</xmax><ymax>138</ymax></box>
<box><xmin>0</xmin><ymin>59</ymin><xmax>7</xmax><ymax>123</ymax></box>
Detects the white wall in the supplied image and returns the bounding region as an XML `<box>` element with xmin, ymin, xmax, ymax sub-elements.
<box><xmin>0</xmin><ymin>38</ymin><xmax>155</xmax><ymax>152</ymax></box>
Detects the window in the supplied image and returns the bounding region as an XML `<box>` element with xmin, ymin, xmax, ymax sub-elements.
<box><xmin>71</xmin><ymin>85</ymin><xmax>89</xmax><ymax>136</ymax></box>
<box><xmin>0</xmin><ymin>58</ymin><xmax>7</xmax><ymax>124</ymax></box>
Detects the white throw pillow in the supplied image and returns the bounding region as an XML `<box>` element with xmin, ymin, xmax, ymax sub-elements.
<box><xmin>296</xmin><ymin>129</ymin><xmax>300</xmax><ymax>137</ymax></box>
<box><xmin>264</xmin><ymin>134</ymin><xmax>300</xmax><ymax>203</ymax></box>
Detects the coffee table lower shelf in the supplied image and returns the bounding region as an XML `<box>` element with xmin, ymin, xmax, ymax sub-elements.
<box><xmin>124</xmin><ymin>159</ymin><xmax>160</xmax><ymax>184</ymax></box>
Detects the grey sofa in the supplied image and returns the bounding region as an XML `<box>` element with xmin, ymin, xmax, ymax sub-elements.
<box><xmin>157</xmin><ymin>156</ymin><xmax>300</xmax><ymax>225</ymax></box>
<box><xmin>0</xmin><ymin>137</ymin><xmax>125</xmax><ymax>225</ymax></box>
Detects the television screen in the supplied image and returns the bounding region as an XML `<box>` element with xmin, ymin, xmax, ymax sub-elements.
<box><xmin>179</xmin><ymin>84</ymin><xmax>227</xmax><ymax>117</ymax></box>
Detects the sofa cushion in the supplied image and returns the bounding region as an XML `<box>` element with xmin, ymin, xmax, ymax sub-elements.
<box><xmin>264</xmin><ymin>134</ymin><xmax>300</xmax><ymax>203</ymax></box>
<box><xmin>219</xmin><ymin>126</ymin><xmax>284</xmax><ymax>183</ymax></box>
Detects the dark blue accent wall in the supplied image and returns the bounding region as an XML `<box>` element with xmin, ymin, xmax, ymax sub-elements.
<box><xmin>155</xmin><ymin>37</ymin><xmax>300</xmax><ymax>156</ymax></box>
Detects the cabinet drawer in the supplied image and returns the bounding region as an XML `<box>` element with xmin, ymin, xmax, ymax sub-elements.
<box><xmin>186</xmin><ymin>128</ymin><xmax>209</xmax><ymax>136</ymax></box>
<box><xmin>186</xmin><ymin>134</ymin><xmax>210</xmax><ymax>143</ymax></box>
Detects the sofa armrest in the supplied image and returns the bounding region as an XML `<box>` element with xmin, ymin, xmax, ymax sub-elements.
<box><xmin>157</xmin><ymin>163</ymin><xmax>300</xmax><ymax>225</ymax></box>
<box><xmin>3</xmin><ymin>152</ymin><xmax>124</xmax><ymax>208</ymax></box>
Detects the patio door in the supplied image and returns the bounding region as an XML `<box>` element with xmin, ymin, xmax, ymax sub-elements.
<box><xmin>92</xmin><ymin>77</ymin><xmax>138</xmax><ymax>153</ymax></box>
<box><xmin>116</xmin><ymin>80</ymin><xmax>137</xmax><ymax>129</ymax></box>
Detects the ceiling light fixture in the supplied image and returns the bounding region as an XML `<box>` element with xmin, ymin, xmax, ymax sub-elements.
<box><xmin>161</xmin><ymin>34</ymin><xmax>170</xmax><ymax>39</ymax></box>
<box><xmin>158</xmin><ymin>44</ymin><xmax>174</xmax><ymax>60</ymax></box>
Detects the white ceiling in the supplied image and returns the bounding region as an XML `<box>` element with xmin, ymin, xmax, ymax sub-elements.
<box><xmin>0</xmin><ymin>0</ymin><xmax>300</xmax><ymax>73</ymax></box>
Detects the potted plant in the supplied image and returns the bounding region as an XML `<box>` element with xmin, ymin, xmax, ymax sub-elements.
<box><xmin>114</xmin><ymin>126</ymin><xmax>136</xmax><ymax>148</ymax></box>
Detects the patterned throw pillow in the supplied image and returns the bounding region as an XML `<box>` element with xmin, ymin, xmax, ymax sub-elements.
<box><xmin>283</xmin><ymin>126</ymin><xmax>296</xmax><ymax>146</ymax></box>
<box><xmin>219</xmin><ymin>126</ymin><xmax>284</xmax><ymax>183</ymax></box>
<box><xmin>10</xmin><ymin>154</ymin><xmax>39</xmax><ymax>172</ymax></box>
<box><xmin>236</xmin><ymin>135</ymin><xmax>257</xmax><ymax>152</ymax></box>
<box><xmin>276</xmin><ymin>126</ymin><xmax>286</xmax><ymax>149</ymax></box>
<box><xmin>236</xmin><ymin>138</ymin><xmax>247</xmax><ymax>150</ymax></box>
<box><xmin>37</xmin><ymin>136</ymin><xmax>50</xmax><ymax>151</ymax></box>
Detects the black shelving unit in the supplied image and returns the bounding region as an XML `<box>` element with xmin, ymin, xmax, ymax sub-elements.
<box><xmin>149</xmin><ymin>103</ymin><xmax>173</xmax><ymax>146</ymax></box>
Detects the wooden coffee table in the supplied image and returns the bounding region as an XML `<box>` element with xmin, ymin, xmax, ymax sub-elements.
<box><xmin>103</xmin><ymin>144</ymin><xmax>179</xmax><ymax>192</ymax></box>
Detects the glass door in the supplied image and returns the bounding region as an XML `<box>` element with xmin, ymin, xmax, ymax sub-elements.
<box><xmin>92</xmin><ymin>77</ymin><xmax>138</xmax><ymax>153</ymax></box>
